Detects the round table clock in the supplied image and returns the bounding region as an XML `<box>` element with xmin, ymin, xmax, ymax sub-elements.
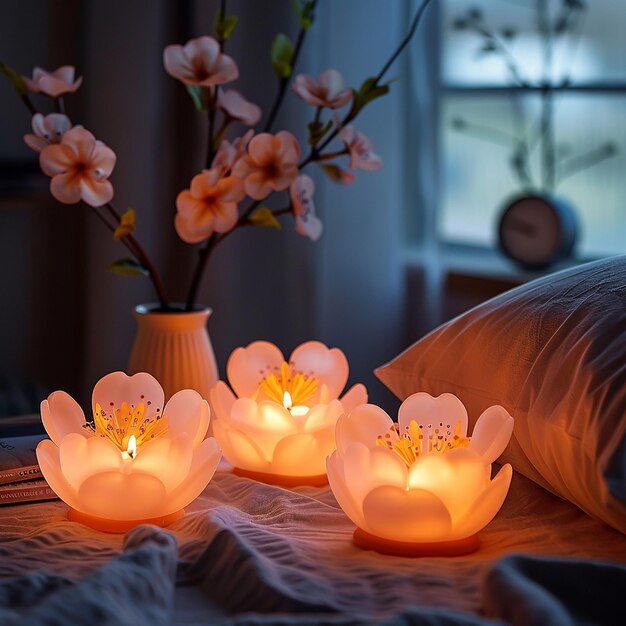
<box><xmin>497</xmin><ymin>195</ymin><xmax>578</xmax><ymax>270</ymax></box>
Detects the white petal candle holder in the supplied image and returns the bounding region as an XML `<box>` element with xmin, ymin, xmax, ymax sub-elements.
<box><xmin>36</xmin><ymin>371</ymin><xmax>222</xmax><ymax>532</ymax></box>
<box><xmin>327</xmin><ymin>392</ymin><xmax>514</xmax><ymax>556</ymax></box>
<box><xmin>210</xmin><ymin>340</ymin><xmax>367</xmax><ymax>486</ymax></box>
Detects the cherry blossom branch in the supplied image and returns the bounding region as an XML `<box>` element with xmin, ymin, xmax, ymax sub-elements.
<box><xmin>372</xmin><ymin>0</ymin><xmax>433</xmax><ymax>85</ymax></box>
<box><xmin>206</xmin><ymin>5</ymin><xmax>229</xmax><ymax>168</ymax></box>
<box><xmin>300</xmin><ymin>0</ymin><xmax>433</xmax><ymax>170</ymax></box>
<box><xmin>316</xmin><ymin>148</ymin><xmax>348</xmax><ymax>161</ymax></box>
<box><xmin>186</xmin><ymin>233</ymin><xmax>218</xmax><ymax>312</ymax></box>
<box><xmin>263</xmin><ymin>0</ymin><xmax>318</xmax><ymax>133</ymax></box>
<box><xmin>237</xmin><ymin>198</ymin><xmax>264</xmax><ymax>224</ymax></box>
<box><xmin>206</xmin><ymin>90</ymin><xmax>219</xmax><ymax>168</ymax></box>
<box><xmin>103</xmin><ymin>202</ymin><xmax>170</xmax><ymax>309</ymax></box>
<box><xmin>90</xmin><ymin>204</ymin><xmax>117</xmax><ymax>231</ymax></box>
<box><xmin>187</xmin><ymin>0</ymin><xmax>431</xmax><ymax>311</ymax></box>
<box><xmin>185</xmin><ymin>197</ymin><xmax>263</xmax><ymax>310</ymax></box>
<box><xmin>239</xmin><ymin>204</ymin><xmax>292</xmax><ymax>224</ymax></box>
<box><xmin>92</xmin><ymin>203</ymin><xmax>160</xmax><ymax>271</ymax></box>
<box><xmin>21</xmin><ymin>94</ymin><xmax>36</xmax><ymax>116</ymax></box>
<box><xmin>184</xmin><ymin>196</ymin><xmax>262</xmax><ymax>311</ymax></box>
<box><xmin>7</xmin><ymin>74</ymin><xmax>172</xmax><ymax>306</ymax></box>
<box><xmin>272</xmin><ymin>205</ymin><xmax>292</xmax><ymax>217</ymax></box>
<box><xmin>213</xmin><ymin>116</ymin><xmax>231</xmax><ymax>151</ymax></box>
<box><xmin>92</xmin><ymin>205</ymin><xmax>168</xmax><ymax>300</ymax></box>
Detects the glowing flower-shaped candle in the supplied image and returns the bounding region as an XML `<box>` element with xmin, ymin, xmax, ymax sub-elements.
<box><xmin>327</xmin><ymin>393</ymin><xmax>514</xmax><ymax>556</ymax></box>
<box><xmin>36</xmin><ymin>372</ymin><xmax>221</xmax><ymax>532</ymax></box>
<box><xmin>210</xmin><ymin>341</ymin><xmax>367</xmax><ymax>486</ymax></box>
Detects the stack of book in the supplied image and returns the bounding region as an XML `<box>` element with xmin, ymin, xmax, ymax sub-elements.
<box><xmin>0</xmin><ymin>432</ymin><xmax>58</xmax><ymax>504</ymax></box>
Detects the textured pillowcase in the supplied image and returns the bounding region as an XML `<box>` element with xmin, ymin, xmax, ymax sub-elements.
<box><xmin>376</xmin><ymin>257</ymin><xmax>626</xmax><ymax>534</ymax></box>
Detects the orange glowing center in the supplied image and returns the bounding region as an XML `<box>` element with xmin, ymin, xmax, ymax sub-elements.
<box><xmin>85</xmin><ymin>402</ymin><xmax>168</xmax><ymax>452</ymax></box>
<box><xmin>258</xmin><ymin>361</ymin><xmax>318</xmax><ymax>407</ymax></box>
<box><xmin>376</xmin><ymin>419</ymin><xmax>470</xmax><ymax>467</ymax></box>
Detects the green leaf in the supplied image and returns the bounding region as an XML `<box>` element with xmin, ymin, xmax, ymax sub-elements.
<box><xmin>221</xmin><ymin>15</ymin><xmax>239</xmax><ymax>40</ymax></box>
<box><xmin>357</xmin><ymin>77</ymin><xmax>377</xmax><ymax>99</ymax></box>
<box><xmin>271</xmin><ymin>34</ymin><xmax>294</xmax><ymax>78</ymax></box>
<box><xmin>108</xmin><ymin>258</ymin><xmax>149</xmax><ymax>277</ymax></box>
<box><xmin>359</xmin><ymin>77</ymin><xmax>390</xmax><ymax>105</ymax></box>
<box><xmin>248</xmin><ymin>207</ymin><xmax>282</xmax><ymax>230</ymax></box>
<box><xmin>214</xmin><ymin>8</ymin><xmax>239</xmax><ymax>41</ymax></box>
<box><xmin>300</xmin><ymin>1</ymin><xmax>315</xmax><ymax>28</ymax></box>
<box><xmin>289</xmin><ymin>0</ymin><xmax>315</xmax><ymax>29</ymax></box>
<box><xmin>289</xmin><ymin>0</ymin><xmax>303</xmax><ymax>17</ymax></box>
<box><xmin>185</xmin><ymin>84</ymin><xmax>209</xmax><ymax>111</ymax></box>
<box><xmin>307</xmin><ymin>119</ymin><xmax>333</xmax><ymax>145</ymax></box>
<box><xmin>320</xmin><ymin>163</ymin><xmax>353</xmax><ymax>184</ymax></box>
<box><xmin>351</xmin><ymin>76</ymin><xmax>391</xmax><ymax>116</ymax></box>
<box><xmin>0</xmin><ymin>60</ymin><xmax>28</xmax><ymax>96</ymax></box>
<box><xmin>213</xmin><ymin>8</ymin><xmax>223</xmax><ymax>36</ymax></box>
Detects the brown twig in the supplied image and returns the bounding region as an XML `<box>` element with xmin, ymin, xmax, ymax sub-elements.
<box><xmin>103</xmin><ymin>202</ymin><xmax>170</xmax><ymax>308</ymax></box>
<box><xmin>185</xmin><ymin>197</ymin><xmax>269</xmax><ymax>310</ymax></box>
<box><xmin>263</xmin><ymin>0</ymin><xmax>318</xmax><ymax>132</ymax></box>
<box><xmin>185</xmin><ymin>233</ymin><xmax>218</xmax><ymax>311</ymax></box>
<box><xmin>373</xmin><ymin>0</ymin><xmax>433</xmax><ymax>85</ymax></box>
<box><xmin>21</xmin><ymin>94</ymin><xmax>36</xmax><ymax>116</ymax></box>
<box><xmin>206</xmin><ymin>88</ymin><xmax>219</xmax><ymax>168</ymax></box>
<box><xmin>272</xmin><ymin>205</ymin><xmax>292</xmax><ymax>217</ymax></box>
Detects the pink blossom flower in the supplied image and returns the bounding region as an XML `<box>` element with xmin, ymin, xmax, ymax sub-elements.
<box><xmin>175</xmin><ymin>168</ymin><xmax>245</xmax><ymax>243</ymax></box>
<box><xmin>39</xmin><ymin>127</ymin><xmax>116</xmax><ymax>207</ymax></box>
<box><xmin>22</xmin><ymin>66</ymin><xmax>83</xmax><ymax>98</ymax></box>
<box><xmin>293</xmin><ymin>69</ymin><xmax>352</xmax><ymax>108</ymax></box>
<box><xmin>233</xmin><ymin>131</ymin><xmax>300</xmax><ymax>200</ymax></box>
<box><xmin>289</xmin><ymin>175</ymin><xmax>322</xmax><ymax>241</ymax></box>
<box><xmin>212</xmin><ymin>130</ymin><xmax>254</xmax><ymax>176</ymax></box>
<box><xmin>338</xmin><ymin>125</ymin><xmax>383</xmax><ymax>171</ymax></box>
<box><xmin>218</xmin><ymin>90</ymin><xmax>262</xmax><ymax>126</ymax></box>
<box><xmin>24</xmin><ymin>113</ymin><xmax>72</xmax><ymax>152</ymax></box>
<box><xmin>163</xmin><ymin>36</ymin><xmax>238</xmax><ymax>87</ymax></box>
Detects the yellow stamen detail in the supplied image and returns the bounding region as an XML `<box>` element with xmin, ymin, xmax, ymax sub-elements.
<box><xmin>379</xmin><ymin>419</ymin><xmax>470</xmax><ymax>467</ymax></box>
<box><xmin>89</xmin><ymin>401</ymin><xmax>168</xmax><ymax>452</ymax></box>
<box><xmin>259</xmin><ymin>361</ymin><xmax>318</xmax><ymax>406</ymax></box>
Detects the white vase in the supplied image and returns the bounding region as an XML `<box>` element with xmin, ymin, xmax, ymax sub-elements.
<box><xmin>127</xmin><ymin>304</ymin><xmax>218</xmax><ymax>401</ymax></box>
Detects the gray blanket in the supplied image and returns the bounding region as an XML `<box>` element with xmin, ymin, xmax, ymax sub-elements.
<box><xmin>0</xmin><ymin>469</ymin><xmax>624</xmax><ymax>625</ymax></box>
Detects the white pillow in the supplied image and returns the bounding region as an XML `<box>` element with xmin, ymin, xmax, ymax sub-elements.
<box><xmin>376</xmin><ymin>257</ymin><xmax>626</xmax><ymax>534</ymax></box>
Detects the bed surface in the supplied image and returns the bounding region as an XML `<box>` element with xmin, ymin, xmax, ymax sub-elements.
<box><xmin>1</xmin><ymin>464</ymin><xmax>625</xmax><ymax>625</ymax></box>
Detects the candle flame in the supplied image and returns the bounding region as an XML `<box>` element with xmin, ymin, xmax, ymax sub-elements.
<box><xmin>127</xmin><ymin>435</ymin><xmax>137</xmax><ymax>460</ymax></box>
<box><xmin>283</xmin><ymin>391</ymin><xmax>293</xmax><ymax>410</ymax></box>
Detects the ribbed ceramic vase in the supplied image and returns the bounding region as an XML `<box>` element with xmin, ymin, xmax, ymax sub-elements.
<box><xmin>127</xmin><ymin>304</ymin><xmax>218</xmax><ymax>401</ymax></box>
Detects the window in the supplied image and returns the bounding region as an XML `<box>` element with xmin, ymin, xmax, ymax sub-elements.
<box><xmin>440</xmin><ymin>0</ymin><xmax>626</xmax><ymax>258</ymax></box>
